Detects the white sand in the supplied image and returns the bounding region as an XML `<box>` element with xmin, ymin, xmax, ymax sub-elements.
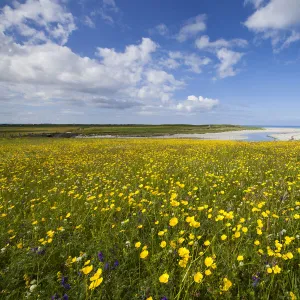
<box><xmin>76</xmin><ymin>127</ymin><xmax>300</xmax><ymax>141</ymax></box>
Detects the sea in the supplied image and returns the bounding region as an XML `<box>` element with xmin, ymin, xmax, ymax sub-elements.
<box><xmin>244</xmin><ymin>125</ymin><xmax>300</xmax><ymax>142</ymax></box>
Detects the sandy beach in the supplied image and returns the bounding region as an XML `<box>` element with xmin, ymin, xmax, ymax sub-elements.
<box><xmin>76</xmin><ymin>127</ymin><xmax>300</xmax><ymax>141</ymax></box>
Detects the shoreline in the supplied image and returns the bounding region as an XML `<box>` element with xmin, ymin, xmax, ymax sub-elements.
<box><xmin>75</xmin><ymin>127</ymin><xmax>300</xmax><ymax>141</ymax></box>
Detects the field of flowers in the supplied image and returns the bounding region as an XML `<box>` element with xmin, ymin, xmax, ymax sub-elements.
<box><xmin>0</xmin><ymin>139</ymin><xmax>299</xmax><ymax>300</ymax></box>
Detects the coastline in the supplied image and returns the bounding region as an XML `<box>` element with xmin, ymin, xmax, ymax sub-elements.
<box><xmin>76</xmin><ymin>127</ymin><xmax>300</xmax><ymax>141</ymax></box>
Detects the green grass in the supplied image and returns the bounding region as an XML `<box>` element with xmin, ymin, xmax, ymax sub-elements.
<box><xmin>0</xmin><ymin>124</ymin><xmax>262</xmax><ymax>137</ymax></box>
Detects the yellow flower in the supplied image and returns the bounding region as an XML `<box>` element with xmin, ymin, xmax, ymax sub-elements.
<box><xmin>257</xmin><ymin>228</ymin><xmax>262</xmax><ymax>235</ymax></box>
<box><xmin>160</xmin><ymin>241</ymin><xmax>167</xmax><ymax>248</ymax></box>
<box><xmin>290</xmin><ymin>292</ymin><xmax>297</xmax><ymax>300</ymax></box>
<box><xmin>140</xmin><ymin>250</ymin><xmax>149</xmax><ymax>259</ymax></box>
<box><xmin>178</xmin><ymin>237</ymin><xmax>185</xmax><ymax>244</ymax></box>
<box><xmin>66</xmin><ymin>213</ymin><xmax>71</xmax><ymax>218</ymax></box>
<box><xmin>90</xmin><ymin>269</ymin><xmax>102</xmax><ymax>281</ymax></box>
<box><xmin>47</xmin><ymin>230</ymin><xmax>55</xmax><ymax>238</ymax></box>
<box><xmin>194</xmin><ymin>272</ymin><xmax>203</xmax><ymax>283</ymax></box>
<box><xmin>221</xmin><ymin>234</ymin><xmax>227</xmax><ymax>241</ymax></box>
<box><xmin>234</xmin><ymin>231</ymin><xmax>241</xmax><ymax>238</ymax></box>
<box><xmin>84</xmin><ymin>260</ymin><xmax>91</xmax><ymax>266</ymax></box>
<box><xmin>242</xmin><ymin>227</ymin><xmax>248</xmax><ymax>233</ymax></box>
<box><xmin>204</xmin><ymin>257</ymin><xmax>214</xmax><ymax>267</ymax></box>
<box><xmin>286</xmin><ymin>252</ymin><xmax>293</xmax><ymax>259</ymax></box>
<box><xmin>169</xmin><ymin>217</ymin><xmax>178</xmax><ymax>227</ymax></box>
<box><xmin>159</xmin><ymin>273</ymin><xmax>169</xmax><ymax>283</ymax></box>
<box><xmin>221</xmin><ymin>278</ymin><xmax>232</xmax><ymax>291</ymax></box>
<box><xmin>204</xmin><ymin>240</ymin><xmax>210</xmax><ymax>246</ymax></box>
<box><xmin>205</xmin><ymin>269</ymin><xmax>212</xmax><ymax>276</ymax></box>
<box><xmin>237</xmin><ymin>255</ymin><xmax>244</xmax><ymax>261</ymax></box>
<box><xmin>254</xmin><ymin>240</ymin><xmax>260</xmax><ymax>246</ymax></box>
<box><xmin>267</xmin><ymin>267</ymin><xmax>273</xmax><ymax>274</ymax></box>
<box><xmin>135</xmin><ymin>242</ymin><xmax>141</xmax><ymax>248</ymax></box>
<box><xmin>146</xmin><ymin>297</ymin><xmax>153</xmax><ymax>300</ymax></box>
<box><xmin>158</xmin><ymin>231</ymin><xmax>165</xmax><ymax>236</ymax></box>
<box><xmin>89</xmin><ymin>277</ymin><xmax>103</xmax><ymax>290</ymax></box>
<box><xmin>17</xmin><ymin>242</ymin><xmax>23</xmax><ymax>249</ymax></box>
<box><xmin>179</xmin><ymin>259</ymin><xmax>188</xmax><ymax>268</ymax></box>
<box><xmin>82</xmin><ymin>265</ymin><xmax>93</xmax><ymax>275</ymax></box>
<box><xmin>272</xmin><ymin>265</ymin><xmax>281</xmax><ymax>274</ymax></box>
<box><xmin>178</xmin><ymin>247</ymin><xmax>190</xmax><ymax>259</ymax></box>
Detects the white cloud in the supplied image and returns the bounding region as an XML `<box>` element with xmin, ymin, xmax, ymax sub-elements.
<box><xmin>83</xmin><ymin>16</ymin><xmax>95</xmax><ymax>28</ymax></box>
<box><xmin>0</xmin><ymin>15</ymin><xmax>183</xmax><ymax>109</ymax></box>
<box><xmin>0</xmin><ymin>0</ymin><xmax>76</xmax><ymax>45</ymax></box>
<box><xmin>103</xmin><ymin>0</ymin><xmax>119</xmax><ymax>12</ymax></box>
<box><xmin>160</xmin><ymin>51</ymin><xmax>211</xmax><ymax>74</ymax></box>
<box><xmin>280</xmin><ymin>31</ymin><xmax>300</xmax><ymax>49</ymax></box>
<box><xmin>150</xmin><ymin>23</ymin><xmax>169</xmax><ymax>36</ymax></box>
<box><xmin>244</xmin><ymin>0</ymin><xmax>265</xmax><ymax>9</ymax></box>
<box><xmin>244</xmin><ymin>0</ymin><xmax>300</xmax><ymax>50</ymax></box>
<box><xmin>176</xmin><ymin>95</ymin><xmax>219</xmax><ymax>112</ymax></box>
<box><xmin>245</xmin><ymin>0</ymin><xmax>300</xmax><ymax>30</ymax></box>
<box><xmin>195</xmin><ymin>35</ymin><xmax>248</xmax><ymax>51</ymax></box>
<box><xmin>216</xmin><ymin>48</ymin><xmax>244</xmax><ymax>79</ymax></box>
<box><xmin>90</xmin><ymin>0</ymin><xmax>120</xmax><ymax>25</ymax></box>
<box><xmin>176</xmin><ymin>14</ymin><xmax>206</xmax><ymax>42</ymax></box>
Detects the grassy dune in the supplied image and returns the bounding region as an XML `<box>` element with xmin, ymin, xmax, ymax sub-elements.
<box><xmin>0</xmin><ymin>124</ymin><xmax>261</xmax><ymax>137</ymax></box>
<box><xmin>0</xmin><ymin>139</ymin><xmax>299</xmax><ymax>299</ymax></box>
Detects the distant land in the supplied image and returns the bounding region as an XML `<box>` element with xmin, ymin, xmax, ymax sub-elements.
<box><xmin>0</xmin><ymin>124</ymin><xmax>261</xmax><ymax>138</ymax></box>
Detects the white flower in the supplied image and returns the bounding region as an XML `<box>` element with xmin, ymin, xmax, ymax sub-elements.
<box><xmin>29</xmin><ymin>284</ymin><xmax>37</xmax><ymax>292</ymax></box>
<box><xmin>125</xmin><ymin>241</ymin><xmax>131</xmax><ymax>247</ymax></box>
<box><xmin>1</xmin><ymin>248</ymin><xmax>6</xmax><ymax>253</ymax></box>
<box><xmin>280</xmin><ymin>229</ymin><xmax>286</xmax><ymax>235</ymax></box>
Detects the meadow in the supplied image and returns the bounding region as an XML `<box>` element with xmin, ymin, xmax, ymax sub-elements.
<box><xmin>0</xmin><ymin>138</ymin><xmax>299</xmax><ymax>300</ymax></box>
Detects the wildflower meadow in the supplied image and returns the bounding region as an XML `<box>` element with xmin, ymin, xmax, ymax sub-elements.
<box><xmin>0</xmin><ymin>139</ymin><xmax>299</xmax><ymax>299</ymax></box>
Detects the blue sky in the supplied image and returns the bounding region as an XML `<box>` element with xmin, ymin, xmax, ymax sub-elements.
<box><xmin>0</xmin><ymin>0</ymin><xmax>300</xmax><ymax>125</ymax></box>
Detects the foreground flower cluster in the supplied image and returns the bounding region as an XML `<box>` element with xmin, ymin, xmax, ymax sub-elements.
<box><xmin>0</xmin><ymin>139</ymin><xmax>299</xmax><ymax>299</ymax></box>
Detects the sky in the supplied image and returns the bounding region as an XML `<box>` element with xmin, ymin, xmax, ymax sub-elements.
<box><xmin>0</xmin><ymin>0</ymin><xmax>300</xmax><ymax>125</ymax></box>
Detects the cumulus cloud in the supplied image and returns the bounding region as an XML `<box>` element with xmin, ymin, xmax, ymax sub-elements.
<box><xmin>160</xmin><ymin>51</ymin><xmax>211</xmax><ymax>73</ymax></box>
<box><xmin>0</xmin><ymin>0</ymin><xmax>184</xmax><ymax>111</ymax></box>
<box><xmin>0</xmin><ymin>32</ymin><xmax>182</xmax><ymax>108</ymax></box>
<box><xmin>195</xmin><ymin>35</ymin><xmax>248</xmax><ymax>51</ymax></box>
<box><xmin>176</xmin><ymin>95</ymin><xmax>219</xmax><ymax>112</ymax></box>
<box><xmin>0</xmin><ymin>0</ymin><xmax>76</xmax><ymax>45</ymax></box>
<box><xmin>176</xmin><ymin>14</ymin><xmax>206</xmax><ymax>42</ymax></box>
<box><xmin>216</xmin><ymin>48</ymin><xmax>244</xmax><ymax>79</ymax></box>
<box><xmin>244</xmin><ymin>0</ymin><xmax>300</xmax><ymax>50</ymax></box>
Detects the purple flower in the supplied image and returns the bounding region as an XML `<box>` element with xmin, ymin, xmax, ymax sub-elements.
<box><xmin>60</xmin><ymin>276</ymin><xmax>71</xmax><ymax>290</ymax></box>
<box><xmin>112</xmin><ymin>260</ymin><xmax>119</xmax><ymax>269</ymax></box>
<box><xmin>62</xmin><ymin>294</ymin><xmax>69</xmax><ymax>300</ymax></box>
<box><xmin>98</xmin><ymin>251</ymin><xmax>104</xmax><ymax>262</ymax></box>
<box><xmin>51</xmin><ymin>293</ymin><xmax>59</xmax><ymax>300</ymax></box>
<box><xmin>37</xmin><ymin>248</ymin><xmax>46</xmax><ymax>255</ymax></box>
<box><xmin>161</xmin><ymin>297</ymin><xmax>168</xmax><ymax>300</ymax></box>
<box><xmin>252</xmin><ymin>274</ymin><xmax>260</xmax><ymax>288</ymax></box>
<box><xmin>104</xmin><ymin>262</ymin><xmax>110</xmax><ymax>271</ymax></box>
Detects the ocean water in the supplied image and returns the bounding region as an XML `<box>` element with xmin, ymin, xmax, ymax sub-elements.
<box><xmin>244</xmin><ymin>125</ymin><xmax>300</xmax><ymax>142</ymax></box>
<box><xmin>244</xmin><ymin>132</ymin><xmax>274</xmax><ymax>142</ymax></box>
